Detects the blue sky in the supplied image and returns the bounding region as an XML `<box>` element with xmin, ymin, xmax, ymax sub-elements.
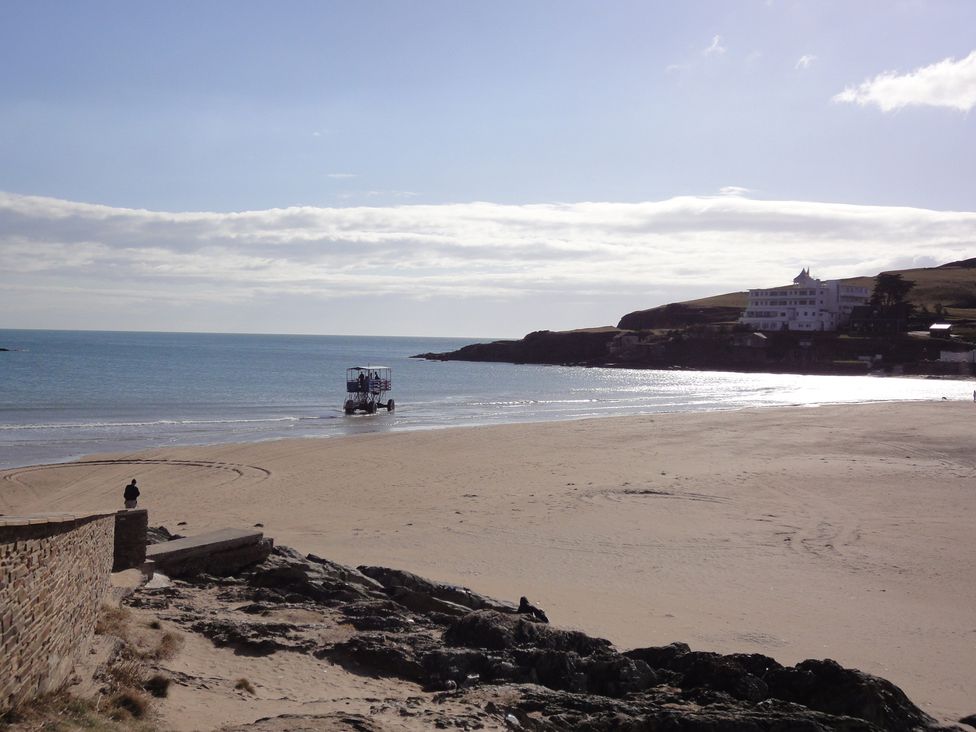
<box><xmin>1</xmin><ymin>1</ymin><xmax>975</xmax><ymax>336</ymax></box>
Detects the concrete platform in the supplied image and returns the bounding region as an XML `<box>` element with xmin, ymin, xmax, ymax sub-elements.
<box><xmin>147</xmin><ymin>527</ymin><xmax>273</xmax><ymax>578</ymax></box>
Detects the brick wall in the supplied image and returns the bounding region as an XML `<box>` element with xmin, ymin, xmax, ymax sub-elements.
<box><xmin>0</xmin><ymin>512</ymin><xmax>115</xmax><ymax>713</ymax></box>
<box><xmin>113</xmin><ymin>509</ymin><xmax>148</xmax><ymax>571</ymax></box>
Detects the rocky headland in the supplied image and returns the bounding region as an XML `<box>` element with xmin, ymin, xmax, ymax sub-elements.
<box><xmin>122</xmin><ymin>533</ymin><xmax>969</xmax><ymax>731</ymax></box>
<box><xmin>413</xmin><ymin>260</ymin><xmax>976</xmax><ymax>375</ymax></box>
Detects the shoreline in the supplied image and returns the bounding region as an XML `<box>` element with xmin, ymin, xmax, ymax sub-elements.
<box><xmin>2</xmin><ymin>401</ymin><xmax>974</xmax><ymax>724</ymax></box>
<box><xmin>3</xmin><ymin>377</ymin><xmax>973</xmax><ymax>473</ymax></box>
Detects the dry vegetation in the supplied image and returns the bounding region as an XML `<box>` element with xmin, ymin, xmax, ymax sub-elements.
<box><xmin>0</xmin><ymin>690</ymin><xmax>157</xmax><ymax>732</ymax></box>
<box><xmin>233</xmin><ymin>678</ymin><xmax>256</xmax><ymax>695</ymax></box>
<box><xmin>1</xmin><ymin>605</ymin><xmax>182</xmax><ymax>732</ymax></box>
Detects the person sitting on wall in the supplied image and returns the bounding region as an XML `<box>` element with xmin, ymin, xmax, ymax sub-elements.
<box><xmin>123</xmin><ymin>479</ymin><xmax>140</xmax><ymax>509</ymax></box>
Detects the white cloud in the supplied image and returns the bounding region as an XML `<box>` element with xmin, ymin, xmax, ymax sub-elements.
<box><xmin>795</xmin><ymin>54</ymin><xmax>817</xmax><ymax>70</ymax></box>
<box><xmin>1</xmin><ymin>192</ymin><xmax>973</xmax><ymax>324</ymax></box>
<box><xmin>834</xmin><ymin>49</ymin><xmax>976</xmax><ymax>112</ymax></box>
<box><xmin>703</xmin><ymin>35</ymin><xmax>726</xmax><ymax>56</ymax></box>
<box><xmin>327</xmin><ymin>173</ymin><xmax>358</xmax><ymax>179</ymax></box>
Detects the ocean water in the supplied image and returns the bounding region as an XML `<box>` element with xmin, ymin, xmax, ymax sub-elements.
<box><xmin>0</xmin><ymin>329</ymin><xmax>971</xmax><ymax>470</ymax></box>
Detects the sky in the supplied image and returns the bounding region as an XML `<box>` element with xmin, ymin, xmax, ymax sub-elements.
<box><xmin>1</xmin><ymin>1</ymin><xmax>974</xmax><ymax>338</ymax></box>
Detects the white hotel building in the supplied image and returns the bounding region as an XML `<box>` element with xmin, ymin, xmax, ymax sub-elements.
<box><xmin>738</xmin><ymin>269</ymin><xmax>870</xmax><ymax>332</ymax></box>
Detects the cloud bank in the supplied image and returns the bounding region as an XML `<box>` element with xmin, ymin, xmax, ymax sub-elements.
<box><xmin>834</xmin><ymin>50</ymin><xmax>976</xmax><ymax>112</ymax></box>
<box><xmin>1</xmin><ymin>192</ymin><xmax>973</xmax><ymax>333</ymax></box>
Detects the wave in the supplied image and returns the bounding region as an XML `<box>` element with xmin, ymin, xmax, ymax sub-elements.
<box><xmin>0</xmin><ymin>415</ymin><xmax>309</xmax><ymax>431</ymax></box>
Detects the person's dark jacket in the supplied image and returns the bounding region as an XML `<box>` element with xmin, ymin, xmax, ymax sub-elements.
<box><xmin>123</xmin><ymin>483</ymin><xmax>140</xmax><ymax>501</ymax></box>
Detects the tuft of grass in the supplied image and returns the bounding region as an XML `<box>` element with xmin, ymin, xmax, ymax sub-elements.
<box><xmin>106</xmin><ymin>654</ymin><xmax>144</xmax><ymax>690</ymax></box>
<box><xmin>149</xmin><ymin>631</ymin><xmax>183</xmax><ymax>661</ymax></box>
<box><xmin>95</xmin><ymin>605</ymin><xmax>131</xmax><ymax>639</ymax></box>
<box><xmin>234</xmin><ymin>678</ymin><xmax>256</xmax><ymax>694</ymax></box>
<box><xmin>142</xmin><ymin>674</ymin><xmax>171</xmax><ymax>698</ymax></box>
<box><xmin>108</xmin><ymin>689</ymin><xmax>150</xmax><ymax>720</ymax></box>
<box><xmin>0</xmin><ymin>690</ymin><xmax>155</xmax><ymax>731</ymax></box>
<box><xmin>147</xmin><ymin>619</ymin><xmax>162</xmax><ymax>630</ymax></box>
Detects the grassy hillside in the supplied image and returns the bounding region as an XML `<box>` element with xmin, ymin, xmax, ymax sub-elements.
<box><xmin>617</xmin><ymin>259</ymin><xmax>976</xmax><ymax>330</ymax></box>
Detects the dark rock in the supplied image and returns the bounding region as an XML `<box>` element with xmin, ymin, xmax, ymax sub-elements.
<box><xmin>624</xmin><ymin>640</ymin><xmax>691</xmax><ymax>670</ymax></box>
<box><xmin>727</xmin><ymin>652</ymin><xmax>785</xmax><ymax>678</ymax></box>
<box><xmin>323</xmin><ymin>631</ymin><xmax>440</xmax><ymax>682</ymax></box>
<box><xmin>387</xmin><ymin>586</ymin><xmax>473</xmax><ymax>618</ymax></box>
<box><xmin>576</xmin><ymin>652</ymin><xmax>658</xmax><ymax>697</ymax></box>
<box><xmin>339</xmin><ymin>599</ymin><xmax>408</xmax><ymax>619</ymax></box>
<box><xmin>147</xmin><ymin>525</ymin><xmax>183</xmax><ymax>545</ymax></box>
<box><xmin>344</xmin><ymin>614</ymin><xmax>416</xmax><ymax>633</ymax></box>
<box><xmin>421</xmin><ymin>647</ymin><xmax>507</xmax><ymax>687</ymax></box>
<box><xmin>250</xmin><ymin>587</ymin><xmax>288</xmax><ymax>604</ymax></box>
<box><xmin>766</xmin><ymin>658</ymin><xmax>938</xmax><ymax>731</ymax></box>
<box><xmin>191</xmin><ymin>617</ymin><xmax>315</xmax><ymax>655</ymax></box>
<box><xmin>237</xmin><ymin>603</ymin><xmax>272</xmax><ymax>615</ymax></box>
<box><xmin>672</xmin><ymin>651</ymin><xmax>769</xmax><ymax>702</ymax></box>
<box><xmin>358</xmin><ymin>565</ymin><xmax>516</xmax><ymax>613</ymax></box>
<box><xmin>338</xmin><ymin>599</ymin><xmax>418</xmax><ymax>633</ymax></box>
<box><xmin>517</xmin><ymin>596</ymin><xmax>549</xmax><ymax>623</ymax></box>
<box><xmin>244</xmin><ymin>546</ymin><xmax>384</xmax><ymax>605</ymax></box>
<box><xmin>445</xmin><ymin>610</ymin><xmax>612</xmax><ymax>656</ymax></box>
<box><xmin>509</xmin><ymin>683</ymin><xmax>882</xmax><ymax>731</ymax></box>
<box><xmin>218</xmin><ymin>712</ymin><xmax>385</xmax><ymax>731</ymax></box>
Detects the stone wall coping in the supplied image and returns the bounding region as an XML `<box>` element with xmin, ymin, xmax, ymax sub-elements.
<box><xmin>147</xmin><ymin>527</ymin><xmax>264</xmax><ymax>563</ymax></box>
<box><xmin>0</xmin><ymin>510</ymin><xmax>117</xmax><ymax>528</ymax></box>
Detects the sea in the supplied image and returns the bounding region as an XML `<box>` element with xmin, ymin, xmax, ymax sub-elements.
<box><xmin>1</xmin><ymin>329</ymin><xmax>971</xmax><ymax>471</ymax></box>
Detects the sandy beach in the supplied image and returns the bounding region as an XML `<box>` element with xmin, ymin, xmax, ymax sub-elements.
<box><xmin>3</xmin><ymin>400</ymin><xmax>974</xmax><ymax>726</ymax></box>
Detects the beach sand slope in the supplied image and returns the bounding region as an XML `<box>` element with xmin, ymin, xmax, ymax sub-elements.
<box><xmin>2</xmin><ymin>401</ymin><xmax>974</xmax><ymax>725</ymax></box>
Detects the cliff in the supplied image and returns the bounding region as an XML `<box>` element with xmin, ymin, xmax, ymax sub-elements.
<box><xmin>617</xmin><ymin>293</ymin><xmax>747</xmax><ymax>331</ymax></box>
<box><xmin>415</xmin><ymin>328</ymin><xmax>621</xmax><ymax>366</ymax></box>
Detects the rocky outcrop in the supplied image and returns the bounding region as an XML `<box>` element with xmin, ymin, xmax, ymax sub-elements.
<box><xmin>413</xmin><ymin>329</ymin><xmax>619</xmax><ymax>366</ymax></box>
<box><xmin>247</xmin><ymin>546</ymin><xmax>385</xmax><ymax>605</ymax></box>
<box><xmin>125</xmin><ymin>540</ymin><xmax>959</xmax><ymax>731</ymax></box>
<box><xmin>358</xmin><ymin>565</ymin><xmax>516</xmax><ymax>615</ymax></box>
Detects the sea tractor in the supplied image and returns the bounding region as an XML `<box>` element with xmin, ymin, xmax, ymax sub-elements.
<box><xmin>343</xmin><ymin>366</ymin><xmax>395</xmax><ymax>415</ymax></box>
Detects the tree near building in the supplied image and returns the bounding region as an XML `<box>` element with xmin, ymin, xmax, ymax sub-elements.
<box><xmin>870</xmin><ymin>273</ymin><xmax>915</xmax><ymax>311</ymax></box>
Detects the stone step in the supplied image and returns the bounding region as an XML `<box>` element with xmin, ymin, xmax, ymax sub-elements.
<box><xmin>147</xmin><ymin>527</ymin><xmax>272</xmax><ymax>577</ymax></box>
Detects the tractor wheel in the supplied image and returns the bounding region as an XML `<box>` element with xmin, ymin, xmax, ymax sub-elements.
<box><xmin>387</xmin><ymin>399</ymin><xmax>395</xmax><ymax>412</ymax></box>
